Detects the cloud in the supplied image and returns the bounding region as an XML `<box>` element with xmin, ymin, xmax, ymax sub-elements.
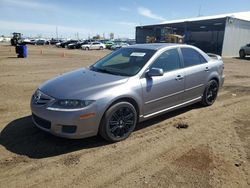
<box><xmin>137</xmin><ymin>7</ymin><xmax>165</xmax><ymax>21</ymax></box>
<box><xmin>1</xmin><ymin>0</ymin><xmax>58</xmax><ymax>11</ymax></box>
<box><xmin>116</xmin><ymin>21</ymin><xmax>137</xmax><ymax>27</ymax></box>
<box><xmin>0</xmin><ymin>20</ymin><xmax>90</xmax><ymax>37</ymax></box>
<box><xmin>119</xmin><ymin>7</ymin><xmax>130</xmax><ymax>12</ymax></box>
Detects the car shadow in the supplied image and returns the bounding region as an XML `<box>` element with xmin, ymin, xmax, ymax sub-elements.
<box><xmin>234</xmin><ymin>57</ymin><xmax>250</xmax><ymax>60</ymax></box>
<box><xmin>135</xmin><ymin>103</ymin><xmax>201</xmax><ymax>131</ymax></box>
<box><xmin>0</xmin><ymin>104</ymin><xmax>201</xmax><ymax>159</ymax></box>
<box><xmin>0</xmin><ymin>116</ymin><xmax>109</xmax><ymax>159</ymax></box>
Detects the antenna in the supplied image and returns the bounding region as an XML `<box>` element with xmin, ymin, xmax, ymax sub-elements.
<box><xmin>198</xmin><ymin>6</ymin><xmax>201</xmax><ymax>16</ymax></box>
<box><xmin>198</xmin><ymin>0</ymin><xmax>204</xmax><ymax>17</ymax></box>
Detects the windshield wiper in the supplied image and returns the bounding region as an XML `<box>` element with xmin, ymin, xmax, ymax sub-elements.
<box><xmin>90</xmin><ymin>66</ymin><xmax>110</xmax><ymax>74</ymax></box>
<box><xmin>90</xmin><ymin>66</ymin><xmax>128</xmax><ymax>76</ymax></box>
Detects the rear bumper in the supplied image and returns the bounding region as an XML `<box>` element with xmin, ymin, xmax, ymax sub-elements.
<box><xmin>220</xmin><ymin>75</ymin><xmax>225</xmax><ymax>88</ymax></box>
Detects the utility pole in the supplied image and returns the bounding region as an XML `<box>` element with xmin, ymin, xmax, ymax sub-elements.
<box><xmin>56</xmin><ymin>26</ymin><xmax>58</xmax><ymax>40</ymax></box>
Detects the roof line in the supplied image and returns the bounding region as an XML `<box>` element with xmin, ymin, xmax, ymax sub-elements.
<box><xmin>137</xmin><ymin>11</ymin><xmax>250</xmax><ymax>27</ymax></box>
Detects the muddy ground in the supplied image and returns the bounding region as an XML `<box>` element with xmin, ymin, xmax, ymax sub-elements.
<box><xmin>0</xmin><ymin>44</ymin><xmax>250</xmax><ymax>188</ymax></box>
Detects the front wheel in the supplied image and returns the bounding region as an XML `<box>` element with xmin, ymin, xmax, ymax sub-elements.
<box><xmin>200</xmin><ymin>80</ymin><xmax>219</xmax><ymax>106</ymax></box>
<box><xmin>99</xmin><ymin>102</ymin><xmax>137</xmax><ymax>142</ymax></box>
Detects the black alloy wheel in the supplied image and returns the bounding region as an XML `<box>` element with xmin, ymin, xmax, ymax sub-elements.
<box><xmin>99</xmin><ymin>102</ymin><xmax>137</xmax><ymax>142</ymax></box>
<box><xmin>201</xmin><ymin>80</ymin><xmax>219</xmax><ymax>106</ymax></box>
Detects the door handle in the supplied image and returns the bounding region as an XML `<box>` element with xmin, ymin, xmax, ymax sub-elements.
<box><xmin>205</xmin><ymin>67</ymin><xmax>210</xmax><ymax>72</ymax></box>
<box><xmin>175</xmin><ymin>75</ymin><xmax>184</xmax><ymax>81</ymax></box>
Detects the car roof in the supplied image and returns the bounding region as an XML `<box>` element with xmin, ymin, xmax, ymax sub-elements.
<box><xmin>127</xmin><ymin>43</ymin><xmax>186</xmax><ymax>50</ymax></box>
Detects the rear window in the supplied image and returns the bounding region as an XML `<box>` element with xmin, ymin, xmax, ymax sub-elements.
<box><xmin>181</xmin><ymin>48</ymin><xmax>207</xmax><ymax>67</ymax></box>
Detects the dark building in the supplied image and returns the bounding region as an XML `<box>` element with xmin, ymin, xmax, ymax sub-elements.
<box><xmin>136</xmin><ymin>12</ymin><xmax>250</xmax><ymax>56</ymax></box>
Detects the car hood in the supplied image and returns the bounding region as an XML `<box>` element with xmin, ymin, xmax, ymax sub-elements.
<box><xmin>39</xmin><ymin>68</ymin><xmax>129</xmax><ymax>99</ymax></box>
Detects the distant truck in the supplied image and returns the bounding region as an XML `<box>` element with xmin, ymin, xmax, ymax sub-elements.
<box><xmin>146</xmin><ymin>27</ymin><xmax>184</xmax><ymax>44</ymax></box>
<box><xmin>239</xmin><ymin>43</ymin><xmax>250</xmax><ymax>58</ymax></box>
<box><xmin>10</xmin><ymin>32</ymin><xmax>23</xmax><ymax>46</ymax></box>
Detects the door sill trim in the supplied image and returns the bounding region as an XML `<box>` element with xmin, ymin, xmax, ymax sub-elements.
<box><xmin>143</xmin><ymin>96</ymin><xmax>202</xmax><ymax>119</ymax></box>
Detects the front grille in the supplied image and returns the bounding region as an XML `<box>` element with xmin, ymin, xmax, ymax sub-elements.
<box><xmin>32</xmin><ymin>113</ymin><xmax>51</xmax><ymax>129</ymax></box>
<box><xmin>33</xmin><ymin>90</ymin><xmax>54</xmax><ymax>106</ymax></box>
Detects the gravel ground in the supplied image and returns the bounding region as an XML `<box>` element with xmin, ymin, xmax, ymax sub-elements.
<box><xmin>0</xmin><ymin>44</ymin><xmax>250</xmax><ymax>188</ymax></box>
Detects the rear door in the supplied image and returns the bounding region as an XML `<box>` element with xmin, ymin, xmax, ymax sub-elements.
<box><xmin>180</xmin><ymin>47</ymin><xmax>209</xmax><ymax>101</ymax></box>
<box><xmin>140</xmin><ymin>48</ymin><xmax>185</xmax><ymax>116</ymax></box>
<box><xmin>92</xmin><ymin>42</ymin><xmax>100</xmax><ymax>49</ymax></box>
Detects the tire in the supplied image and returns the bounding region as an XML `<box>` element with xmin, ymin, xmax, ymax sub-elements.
<box><xmin>200</xmin><ymin>80</ymin><xmax>219</xmax><ymax>106</ymax></box>
<box><xmin>99</xmin><ymin>46</ymin><xmax>103</xmax><ymax>50</ymax></box>
<box><xmin>99</xmin><ymin>102</ymin><xmax>137</xmax><ymax>142</ymax></box>
<box><xmin>85</xmin><ymin>47</ymin><xmax>89</xmax><ymax>50</ymax></box>
<box><xmin>239</xmin><ymin>50</ymin><xmax>246</xmax><ymax>59</ymax></box>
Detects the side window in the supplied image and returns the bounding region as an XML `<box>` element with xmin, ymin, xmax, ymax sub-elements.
<box><xmin>199</xmin><ymin>54</ymin><xmax>207</xmax><ymax>64</ymax></box>
<box><xmin>151</xmin><ymin>48</ymin><xmax>181</xmax><ymax>72</ymax></box>
<box><xmin>181</xmin><ymin>48</ymin><xmax>206</xmax><ymax>67</ymax></box>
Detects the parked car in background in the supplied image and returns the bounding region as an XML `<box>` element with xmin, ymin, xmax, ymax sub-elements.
<box><xmin>67</xmin><ymin>41</ymin><xmax>89</xmax><ymax>49</ymax></box>
<box><xmin>239</xmin><ymin>43</ymin><xmax>250</xmax><ymax>58</ymax></box>
<box><xmin>81</xmin><ymin>42</ymin><xmax>106</xmax><ymax>50</ymax></box>
<box><xmin>22</xmin><ymin>38</ymin><xmax>32</xmax><ymax>44</ymax></box>
<box><xmin>34</xmin><ymin>39</ymin><xmax>46</xmax><ymax>45</ymax></box>
<box><xmin>104</xmin><ymin>41</ymin><xmax>115</xmax><ymax>49</ymax></box>
<box><xmin>111</xmin><ymin>42</ymin><xmax>129</xmax><ymax>50</ymax></box>
<box><xmin>57</xmin><ymin>40</ymin><xmax>78</xmax><ymax>48</ymax></box>
<box><xmin>31</xmin><ymin>43</ymin><xmax>224</xmax><ymax>142</ymax></box>
<box><xmin>48</xmin><ymin>39</ymin><xmax>62</xmax><ymax>45</ymax></box>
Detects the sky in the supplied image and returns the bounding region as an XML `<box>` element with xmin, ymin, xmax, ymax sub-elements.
<box><xmin>0</xmin><ymin>0</ymin><xmax>249</xmax><ymax>39</ymax></box>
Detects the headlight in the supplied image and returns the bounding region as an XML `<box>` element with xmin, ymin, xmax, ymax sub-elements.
<box><xmin>47</xmin><ymin>99</ymin><xmax>94</xmax><ymax>111</ymax></box>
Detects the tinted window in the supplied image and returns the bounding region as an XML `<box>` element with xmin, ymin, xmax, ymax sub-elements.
<box><xmin>151</xmin><ymin>48</ymin><xmax>181</xmax><ymax>72</ymax></box>
<box><xmin>93</xmin><ymin>42</ymin><xmax>99</xmax><ymax>45</ymax></box>
<box><xmin>181</xmin><ymin>48</ymin><xmax>206</xmax><ymax>67</ymax></box>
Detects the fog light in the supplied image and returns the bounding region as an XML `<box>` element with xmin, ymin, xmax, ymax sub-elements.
<box><xmin>62</xmin><ymin>125</ymin><xmax>77</xmax><ymax>134</ymax></box>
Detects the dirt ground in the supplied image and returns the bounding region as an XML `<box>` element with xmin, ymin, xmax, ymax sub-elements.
<box><xmin>0</xmin><ymin>44</ymin><xmax>249</xmax><ymax>188</ymax></box>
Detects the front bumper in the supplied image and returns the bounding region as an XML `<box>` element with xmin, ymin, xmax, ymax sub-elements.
<box><xmin>31</xmin><ymin>102</ymin><xmax>101</xmax><ymax>139</ymax></box>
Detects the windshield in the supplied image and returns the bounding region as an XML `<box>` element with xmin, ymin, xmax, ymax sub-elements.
<box><xmin>90</xmin><ymin>48</ymin><xmax>156</xmax><ymax>76</ymax></box>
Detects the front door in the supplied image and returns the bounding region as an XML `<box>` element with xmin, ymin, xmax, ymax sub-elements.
<box><xmin>140</xmin><ymin>48</ymin><xmax>185</xmax><ymax>117</ymax></box>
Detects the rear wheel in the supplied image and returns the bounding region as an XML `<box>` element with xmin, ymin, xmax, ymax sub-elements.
<box><xmin>99</xmin><ymin>102</ymin><xmax>137</xmax><ymax>142</ymax></box>
<box><xmin>239</xmin><ymin>50</ymin><xmax>246</xmax><ymax>59</ymax></box>
<box><xmin>99</xmin><ymin>46</ymin><xmax>103</xmax><ymax>50</ymax></box>
<box><xmin>85</xmin><ymin>47</ymin><xmax>89</xmax><ymax>50</ymax></box>
<box><xmin>201</xmin><ymin>80</ymin><xmax>219</xmax><ymax>106</ymax></box>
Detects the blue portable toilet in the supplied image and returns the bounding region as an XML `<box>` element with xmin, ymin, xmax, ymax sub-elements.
<box><xmin>22</xmin><ymin>45</ymin><xmax>27</xmax><ymax>58</ymax></box>
<box><xmin>16</xmin><ymin>45</ymin><xmax>27</xmax><ymax>58</ymax></box>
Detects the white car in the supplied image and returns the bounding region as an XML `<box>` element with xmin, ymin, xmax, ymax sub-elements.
<box><xmin>81</xmin><ymin>42</ymin><xmax>106</xmax><ymax>50</ymax></box>
<box><xmin>239</xmin><ymin>43</ymin><xmax>250</xmax><ymax>58</ymax></box>
<box><xmin>111</xmin><ymin>42</ymin><xmax>130</xmax><ymax>50</ymax></box>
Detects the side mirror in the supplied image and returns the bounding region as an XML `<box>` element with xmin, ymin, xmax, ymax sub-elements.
<box><xmin>146</xmin><ymin>68</ymin><xmax>164</xmax><ymax>77</ymax></box>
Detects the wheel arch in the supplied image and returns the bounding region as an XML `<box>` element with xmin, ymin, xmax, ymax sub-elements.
<box><xmin>98</xmin><ymin>96</ymin><xmax>140</xmax><ymax>136</ymax></box>
<box><xmin>207</xmin><ymin>71</ymin><xmax>220</xmax><ymax>86</ymax></box>
<box><xmin>210</xmin><ymin>76</ymin><xmax>219</xmax><ymax>84</ymax></box>
<box><xmin>106</xmin><ymin>97</ymin><xmax>140</xmax><ymax>118</ymax></box>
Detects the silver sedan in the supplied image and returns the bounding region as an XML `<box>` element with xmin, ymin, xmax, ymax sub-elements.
<box><xmin>31</xmin><ymin>43</ymin><xmax>224</xmax><ymax>142</ymax></box>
